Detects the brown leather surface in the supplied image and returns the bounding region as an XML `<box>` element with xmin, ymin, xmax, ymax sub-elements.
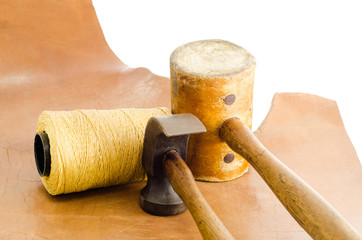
<box><xmin>0</xmin><ymin>1</ymin><xmax>361</xmax><ymax>239</ymax></box>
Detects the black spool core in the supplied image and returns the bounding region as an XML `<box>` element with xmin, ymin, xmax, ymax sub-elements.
<box><xmin>34</xmin><ymin>132</ymin><xmax>51</xmax><ymax>177</ymax></box>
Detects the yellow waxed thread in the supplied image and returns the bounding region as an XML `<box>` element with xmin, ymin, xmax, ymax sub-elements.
<box><xmin>36</xmin><ymin>107</ymin><xmax>170</xmax><ymax>195</ymax></box>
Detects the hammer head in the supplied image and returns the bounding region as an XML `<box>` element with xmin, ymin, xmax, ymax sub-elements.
<box><xmin>140</xmin><ymin>113</ymin><xmax>206</xmax><ymax>216</ymax></box>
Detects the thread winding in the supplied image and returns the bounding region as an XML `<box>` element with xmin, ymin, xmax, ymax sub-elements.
<box><xmin>36</xmin><ymin>107</ymin><xmax>170</xmax><ymax>195</ymax></box>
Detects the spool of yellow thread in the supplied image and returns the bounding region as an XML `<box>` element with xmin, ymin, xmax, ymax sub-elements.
<box><xmin>34</xmin><ymin>107</ymin><xmax>170</xmax><ymax>195</ymax></box>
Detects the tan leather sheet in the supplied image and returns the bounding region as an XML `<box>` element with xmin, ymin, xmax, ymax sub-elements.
<box><xmin>0</xmin><ymin>1</ymin><xmax>361</xmax><ymax>239</ymax></box>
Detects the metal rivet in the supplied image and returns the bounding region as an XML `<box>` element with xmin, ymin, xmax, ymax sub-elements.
<box><xmin>224</xmin><ymin>94</ymin><xmax>236</xmax><ymax>105</ymax></box>
<box><xmin>223</xmin><ymin>153</ymin><xmax>235</xmax><ymax>163</ymax></box>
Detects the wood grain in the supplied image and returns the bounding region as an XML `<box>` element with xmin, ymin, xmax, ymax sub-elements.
<box><xmin>220</xmin><ymin>117</ymin><xmax>362</xmax><ymax>240</ymax></box>
<box><xmin>164</xmin><ymin>150</ymin><xmax>234</xmax><ymax>240</ymax></box>
<box><xmin>170</xmin><ymin>40</ymin><xmax>255</xmax><ymax>182</ymax></box>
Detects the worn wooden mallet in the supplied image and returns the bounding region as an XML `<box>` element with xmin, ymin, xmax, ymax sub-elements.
<box><xmin>170</xmin><ymin>39</ymin><xmax>361</xmax><ymax>240</ymax></box>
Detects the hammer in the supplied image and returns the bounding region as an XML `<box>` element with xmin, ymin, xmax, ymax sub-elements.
<box><xmin>170</xmin><ymin>40</ymin><xmax>361</xmax><ymax>239</ymax></box>
<box><xmin>140</xmin><ymin>113</ymin><xmax>234</xmax><ymax>239</ymax></box>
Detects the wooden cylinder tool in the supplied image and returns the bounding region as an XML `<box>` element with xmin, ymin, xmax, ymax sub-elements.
<box><xmin>170</xmin><ymin>39</ymin><xmax>255</xmax><ymax>181</ymax></box>
<box><xmin>170</xmin><ymin>40</ymin><xmax>361</xmax><ymax>239</ymax></box>
<box><xmin>220</xmin><ymin>118</ymin><xmax>361</xmax><ymax>240</ymax></box>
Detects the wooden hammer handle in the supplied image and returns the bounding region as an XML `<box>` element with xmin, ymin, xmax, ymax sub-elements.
<box><xmin>164</xmin><ymin>150</ymin><xmax>234</xmax><ymax>240</ymax></box>
<box><xmin>220</xmin><ymin>117</ymin><xmax>361</xmax><ymax>240</ymax></box>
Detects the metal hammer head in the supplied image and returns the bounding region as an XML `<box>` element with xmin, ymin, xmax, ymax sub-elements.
<box><xmin>140</xmin><ymin>113</ymin><xmax>206</xmax><ymax>216</ymax></box>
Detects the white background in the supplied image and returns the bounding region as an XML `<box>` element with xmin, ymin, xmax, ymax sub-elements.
<box><xmin>93</xmin><ymin>0</ymin><xmax>362</xmax><ymax>163</ymax></box>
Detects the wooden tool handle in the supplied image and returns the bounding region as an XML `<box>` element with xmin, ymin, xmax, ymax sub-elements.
<box><xmin>164</xmin><ymin>150</ymin><xmax>234</xmax><ymax>240</ymax></box>
<box><xmin>220</xmin><ymin>117</ymin><xmax>361</xmax><ymax>240</ymax></box>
